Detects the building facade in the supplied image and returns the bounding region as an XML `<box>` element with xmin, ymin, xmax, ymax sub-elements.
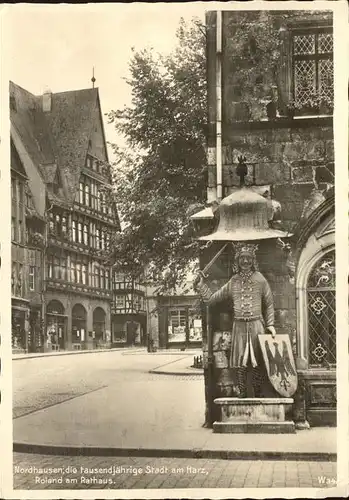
<box><xmin>201</xmin><ymin>10</ymin><xmax>335</xmax><ymax>426</ymax></box>
<box><xmin>147</xmin><ymin>276</ymin><xmax>202</xmax><ymax>350</ymax></box>
<box><xmin>111</xmin><ymin>274</ymin><xmax>147</xmax><ymax>346</ymax></box>
<box><xmin>10</xmin><ymin>82</ymin><xmax>146</xmax><ymax>352</ymax></box>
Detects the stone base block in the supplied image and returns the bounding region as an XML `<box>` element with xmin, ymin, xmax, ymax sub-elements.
<box><xmin>213</xmin><ymin>397</ymin><xmax>295</xmax><ymax>434</ymax></box>
<box><xmin>213</xmin><ymin>421</ymin><xmax>295</xmax><ymax>434</ymax></box>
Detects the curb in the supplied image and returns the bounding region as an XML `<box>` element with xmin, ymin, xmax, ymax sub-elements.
<box><xmin>149</xmin><ymin>356</ymin><xmax>204</xmax><ymax>377</ymax></box>
<box><xmin>13</xmin><ymin>442</ymin><xmax>336</xmax><ymax>462</ymax></box>
<box><xmin>149</xmin><ymin>369</ymin><xmax>204</xmax><ymax>376</ymax></box>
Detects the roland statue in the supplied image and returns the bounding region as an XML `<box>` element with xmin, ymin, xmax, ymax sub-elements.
<box><xmin>195</xmin><ymin>242</ymin><xmax>276</xmax><ymax>398</ymax></box>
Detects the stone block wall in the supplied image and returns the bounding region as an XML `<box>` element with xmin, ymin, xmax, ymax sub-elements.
<box><xmin>207</xmin><ymin>119</ymin><xmax>334</xmax><ymax>228</ymax></box>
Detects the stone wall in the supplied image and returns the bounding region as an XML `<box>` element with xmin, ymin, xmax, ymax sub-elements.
<box><xmin>206</xmin><ymin>9</ymin><xmax>334</xmax><ymax>226</ymax></box>
<box><xmin>207</xmin><ymin>119</ymin><xmax>334</xmax><ymax>230</ymax></box>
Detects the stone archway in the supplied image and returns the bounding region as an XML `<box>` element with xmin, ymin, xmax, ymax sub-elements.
<box><xmin>296</xmin><ymin>218</ymin><xmax>335</xmax><ymax>364</ymax></box>
<box><xmin>295</xmin><ymin>210</ymin><xmax>336</xmax><ymax>426</ymax></box>
<box><xmin>72</xmin><ymin>303</ymin><xmax>87</xmax><ymax>346</ymax></box>
<box><xmin>46</xmin><ymin>300</ymin><xmax>66</xmax><ymax>350</ymax></box>
<box><xmin>93</xmin><ymin>307</ymin><xmax>106</xmax><ymax>344</ymax></box>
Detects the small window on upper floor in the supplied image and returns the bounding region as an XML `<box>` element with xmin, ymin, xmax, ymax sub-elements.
<box><xmin>86</xmin><ymin>156</ymin><xmax>93</xmax><ymax>169</ymax></box>
<box><xmin>292</xmin><ymin>29</ymin><xmax>333</xmax><ymax>116</ymax></box>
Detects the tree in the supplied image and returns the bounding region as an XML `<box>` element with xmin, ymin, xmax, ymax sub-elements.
<box><xmin>107</xmin><ymin>17</ymin><xmax>207</xmax><ymax>292</ymax></box>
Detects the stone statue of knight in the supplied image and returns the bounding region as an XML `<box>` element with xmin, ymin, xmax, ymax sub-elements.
<box><xmin>195</xmin><ymin>242</ymin><xmax>276</xmax><ymax>398</ymax></box>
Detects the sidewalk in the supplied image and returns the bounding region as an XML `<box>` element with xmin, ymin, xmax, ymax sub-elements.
<box><xmin>12</xmin><ymin>347</ymin><xmax>200</xmax><ymax>361</ymax></box>
<box><xmin>150</xmin><ymin>355</ymin><xmax>203</xmax><ymax>376</ymax></box>
<box><xmin>13</xmin><ymin>355</ymin><xmax>336</xmax><ymax>461</ymax></box>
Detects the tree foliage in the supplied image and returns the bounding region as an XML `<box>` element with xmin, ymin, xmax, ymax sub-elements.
<box><xmin>107</xmin><ymin>17</ymin><xmax>207</xmax><ymax>291</ymax></box>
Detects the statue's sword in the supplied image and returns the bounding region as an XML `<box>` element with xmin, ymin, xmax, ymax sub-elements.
<box><xmin>199</xmin><ymin>242</ymin><xmax>229</xmax><ymax>279</ymax></box>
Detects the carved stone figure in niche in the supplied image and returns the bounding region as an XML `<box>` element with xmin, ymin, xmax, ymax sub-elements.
<box><xmin>196</xmin><ymin>242</ymin><xmax>276</xmax><ymax>398</ymax></box>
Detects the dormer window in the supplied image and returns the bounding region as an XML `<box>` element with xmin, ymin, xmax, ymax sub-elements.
<box><xmin>86</xmin><ymin>156</ymin><xmax>93</xmax><ymax>169</ymax></box>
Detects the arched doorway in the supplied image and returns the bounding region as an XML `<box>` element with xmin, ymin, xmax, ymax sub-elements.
<box><xmin>72</xmin><ymin>304</ymin><xmax>87</xmax><ymax>348</ymax></box>
<box><xmin>93</xmin><ymin>307</ymin><xmax>106</xmax><ymax>345</ymax></box>
<box><xmin>46</xmin><ymin>300</ymin><xmax>66</xmax><ymax>350</ymax></box>
<box><xmin>307</xmin><ymin>249</ymin><xmax>336</xmax><ymax>367</ymax></box>
<box><xmin>295</xmin><ymin>208</ymin><xmax>336</xmax><ymax>426</ymax></box>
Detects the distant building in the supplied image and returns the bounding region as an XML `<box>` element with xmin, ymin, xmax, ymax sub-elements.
<box><xmin>147</xmin><ymin>273</ymin><xmax>202</xmax><ymax>349</ymax></box>
<box><xmin>10</xmin><ymin>82</ymin><xmax>146</xmax><ymax>352</ymax></box>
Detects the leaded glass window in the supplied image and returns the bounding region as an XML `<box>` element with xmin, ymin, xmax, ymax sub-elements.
<box><xmin>307</xmin><ymin>250</ymin><xmax>336</xmax><ymax>367</ymax></box>
<box><xmin>293</xmin><ymin>29</ymin><xmax>333</xmax><ymax>114</ymax></box>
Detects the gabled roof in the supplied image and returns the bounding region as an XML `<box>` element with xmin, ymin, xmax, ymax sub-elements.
<box><xmin>10</xmin><ymin>82</ymin><xmax>109</xmax><ymax>206</ymax></box>
<box><xmin>10</xmin><ymin>139</ymin><xmax>27</xmax><ymax>178</ymax></box>
<box><xmin>42</xmin><ymin>87</ymin><xmax>100</xmax><ymax>202</ymax></box>
<box><xmin>10</xmin><ymin>82</ymin><xmax>56</xmax><ymax>172</ymax></box>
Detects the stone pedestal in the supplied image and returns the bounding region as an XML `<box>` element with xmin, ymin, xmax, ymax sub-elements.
<box><xmin>213</xmin><ymin>397</ymin><xmax>295</xmax><ymax>434</ymax></box>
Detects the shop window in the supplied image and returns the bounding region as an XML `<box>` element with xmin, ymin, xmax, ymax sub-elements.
<box><xmin>168</xmin><ymin>308</ymin><xmax>186</xmax><ymax>343</ymax></box>
<box><xmin>307</xmin><ymin>250</ymin><xmax>336</xmax><ymax>367</ymax></box>
<box><xmin>113</xmin><ymin>323</ymin><xmax>126</xmax><ymax>343</ymax></box>
<box><xmin>292</xmin><ymin>28</ymin><xmax>333</xmax><ymax>115</ymax></box>
<box><xmin>188</xmin><ymin>311</ymin><xmax>203</xmax><ymax>343</ymax></box>
<box><xmin>12</xmin><ymin>309</ymin><xmax>26</xmax><ymax>350</ymax></box>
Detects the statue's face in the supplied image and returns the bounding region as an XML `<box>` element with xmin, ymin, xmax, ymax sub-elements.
<box><xmin>238</xmin><ymin>252</ymin><xmax>253</xmax><ymax>272</ymax></box>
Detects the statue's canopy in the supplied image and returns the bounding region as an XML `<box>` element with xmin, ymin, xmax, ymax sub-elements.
<box><xmin>199</xmin><ymin>187</ymin><xmax>290</xmax><ymax>242</ymax></box>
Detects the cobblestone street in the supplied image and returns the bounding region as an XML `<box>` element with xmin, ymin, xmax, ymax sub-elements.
<box><xmin>13</xmin><ymin>453</ymin><xmax>337</xmax><ymax>490</ymax></box>
<box><xmin>10</xmin><ymin>350</ymin><xmax>338</xmax><ymax>494</ymax></box>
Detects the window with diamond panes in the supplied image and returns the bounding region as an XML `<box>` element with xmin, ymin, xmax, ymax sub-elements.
<box><xmin>293</xmin><ymin>29</ymin><xmax>333</xmax><ymax>115</ymax></box>
<box><xmin>307</xmin><ymin>250</ymin><xmax>336</xmax><ymax>367</ymax></box>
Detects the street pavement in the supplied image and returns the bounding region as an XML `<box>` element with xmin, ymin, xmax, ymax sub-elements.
<box><xmin>13</xmin><ymin>453</ymin><xmax>337</xmax><ymax>490</ymax></box>
<box><xmin>10</xmin><ymin>349</ymin><xmax>339</xmax><ymax>492</ymax></box>
<box><xmin>13</xmin><ymin>350</ymin><xmax>336</xmax><ymax>458</ymax></box>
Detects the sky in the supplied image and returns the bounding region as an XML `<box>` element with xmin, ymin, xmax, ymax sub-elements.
<box><xmin>2</xmin><ymin>3</ymin><xmax>206</xmax><ymax>151</ymax></box>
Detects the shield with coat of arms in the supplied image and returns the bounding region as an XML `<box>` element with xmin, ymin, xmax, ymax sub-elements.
<box><xmin>258</xmin><ymin>334</ymin><xmax>298</xmax><ymax>397</ymax></box>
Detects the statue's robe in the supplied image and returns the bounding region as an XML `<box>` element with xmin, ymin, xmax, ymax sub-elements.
<box><xmin>208</xmin><ymin>271</ymin><xmax>274</xmax><ymax>368</ymax></box>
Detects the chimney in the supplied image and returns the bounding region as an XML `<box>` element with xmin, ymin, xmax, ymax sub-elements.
<box><xmin>42</xmin><ymin>87</ymin><xmax>52</xmax><ymax>112</ymax></box>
